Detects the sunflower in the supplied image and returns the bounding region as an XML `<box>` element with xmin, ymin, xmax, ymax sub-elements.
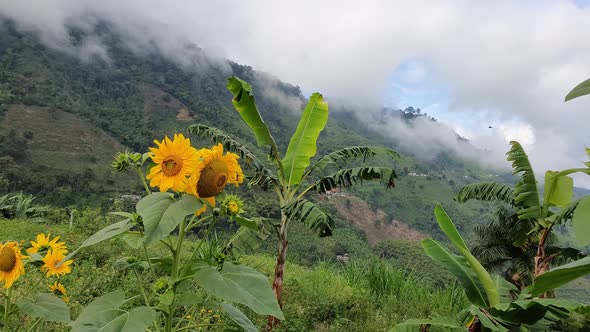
<box><xmin>221</xmin><ymin>194</ymin><xmax>244</xmax><ymax>216</ymax></box>
<box><xmin>41</xmin><ymin>250</ymin><xmax>73</xmax><ymax>277</ymax></box>
<box><xmin>146</xmin><ymin>134</ymin><xmax>201</xmax><ymax>193</ymax></box>
<box><xmin>0</xmin><ymin>241</ymin><xmax>26</xmax><ymax>288</ymax></box>
<box><xmin>48</xmin><ymin>281</ymin><xmax>70</xmax><ymax>303</ymax></box>
<box><xmin>27</xmin><ymin>233</ymin><xmax>67</xmax><ymax>255</ymax></box>
<box><xmin>186</xmin><ymin>144</ymin><xmax>244</xmax><ymax>215</ymax></box>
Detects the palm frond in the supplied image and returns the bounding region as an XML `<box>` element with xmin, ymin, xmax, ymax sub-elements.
<box><xmin>506</xmin><ymin>141</ymin><xmax>542</xmax><ymax>220</ymax></box>
<box><xmin>311</xmin><ymin>167</ymin><xmax>397</xmax><ymax>194</ymax></box>
<box><xmin>226</xmin><ymin>220</ymin><xmax>274</xmax><ymax>254</ymax></box>
<box><xmin>546</xmin><ymin>199</ymin><xmax>580</xmax><ymax>225</ymax></box>
<box><xmin>455</xmin><ymin>182</ymin><xmax>514</xmax><ymax>204</ymax></box>
<box><xmin>309</xmin><ymin>146</ymin><xmax>399</xmax><ymax>173</ymax></box>
<box><xmin>187</xmin><ymin>123</ymin><xmax>278</xmax><ymax>188</ymax></box>
<box><xmin>282</xmin><ymin>198</ymin><xmax>334</xmax><ymax>237</ymax></box>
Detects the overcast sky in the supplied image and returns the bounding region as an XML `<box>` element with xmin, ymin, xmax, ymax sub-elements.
<box><xmin>1</xmin><ymin>0</ymin><xmax>590</xmax><ymax>184</ymax></box>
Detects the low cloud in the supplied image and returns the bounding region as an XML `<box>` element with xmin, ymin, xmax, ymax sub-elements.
<box><xmin>1</xmin><ymin>0</ymin><xmax>589</xmax><ymax>185</ymax></box>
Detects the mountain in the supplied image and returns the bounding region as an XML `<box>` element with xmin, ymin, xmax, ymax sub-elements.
<box><xmin>0</xmin><ymin>19</ymin><xmax>499</xmax><ymax>239</ymax></box>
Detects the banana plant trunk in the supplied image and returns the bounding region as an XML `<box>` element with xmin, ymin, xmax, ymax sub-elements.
<box><xmin>534</xmin><ymin>228</ymin><xmax>551</xmax><ymax>277</ymax></box>
<box><xmin>267</xmin><ymin>213</ymin><xmax>289</xmax><ymax>330</ymax></box>
<box><xmin>534</xmin><ymin>228</ymin><xmax>556</xmax><ymax>297</ymax></box>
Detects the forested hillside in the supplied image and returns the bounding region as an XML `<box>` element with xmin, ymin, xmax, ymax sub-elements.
<box><xmin>0</xmin><ymin>20</ymin><xmax>502</xmax><ymax>239</ymax></box>
<box><xmin>2</xmin><ymin>14</ymin><xmax>590</xmax><ymax>332</ymax></box>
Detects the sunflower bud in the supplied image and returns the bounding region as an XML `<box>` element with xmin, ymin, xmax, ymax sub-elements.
<box><xmin>220</xmin><ymin>195</ymin><xmax>244</xmax><ymax>216</ymax></box>
<box><xmin>112</xmin><ymin>151</ymin><xmax>132</xmax><ymax>172</ymax></box>
<box><xmin>152</xmin><ymin>278</ymin><xmax>170</xmax><ymax>294</ymax></box>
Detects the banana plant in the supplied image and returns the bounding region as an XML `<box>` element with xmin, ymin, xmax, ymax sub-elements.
<box><xmin>393</xmin><ymin>205</ymin><xmax>590</xmax><ymax>332</ymax></box>
<box><xmin>455</xmin><ymin>142</ymin><xmax>590</xmax><ymax>278</ymax></box>
<box><xmin>188</xmin><ymin>76</ymin><xmax>399</xmax><ymax>328</ymax></box>
<box><xmin>565</xmin><ymin>78</ymin><xmax>590</xmax><ymax>102</ymax></box>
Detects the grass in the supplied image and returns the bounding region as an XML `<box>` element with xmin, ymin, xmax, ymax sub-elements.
<box><xmin>240</xmin><ymin>255</ymin><xmax>468</xmax><ymax>331</ymax></box>
<box><xmin>3</xmin><ymin>217</ymin><xmax>470</xmax><ymax>331</ymax></box>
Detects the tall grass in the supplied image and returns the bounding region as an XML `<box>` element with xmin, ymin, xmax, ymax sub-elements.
<box><xmin>339</xmin><ymin>258</ymin><xmax>468</xmax><ymax>325</ymax></box>
<box><xmin>243</xmin><ymin>255</ymin><xmax>469</xmax><ymax>331</ymax></box>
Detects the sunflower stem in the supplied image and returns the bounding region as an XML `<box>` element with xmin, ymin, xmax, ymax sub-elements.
<box><xmin>3</xmin><ymin>287</ymin><xmax>12</xmax><ymax>332</ymax></box>
<box><xmin>166</xmin><ymin>217</ymin><xmax>189</xmax><ymax>332</ymax></box>
<box><xmin>22</xmin><ymin>276</ymin><xmax>44</xmax><ymax>297</ymax></box>
<box><xmin>173</xmin><ymin>303</ymin><xmax>198</xmax><ymax>330</ymax></box>
<box><xmin>180</xmin><ymin>215</ymin><xmax>217</xmax><ymax>277</ymax></box>
<box><xmin>132</xmin><ymin>268</ymin><xmax>161</xmax><ymax>332</ymax></box>
<box><xmin>135</xmin><ymin>166</ymin><xmax>152</xmax><ymax>196</ymax></box>
<box><xmin>24</xmin><ymin>318</ymin><xmax>41</xmax><ymax>332</ymax></box>
<box><xmin>142</xmin><ymin>243</ymin><xmax>157</xmax><ymax>280</ymax></box>
<box><xmin>176</xmin><ymin>323</ymin><xmax>226</xmax><ymax>331</ymax></box>
<box><xmin>185</xmin><ymin>215</ymin><xmax>211</xmax><ymax>233</ymax></box>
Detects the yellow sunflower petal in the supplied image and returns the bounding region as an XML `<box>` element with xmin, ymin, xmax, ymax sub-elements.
<box><xmin>0</xmin><ymin>242</ymin><xmax>26</xmax><ymax>288</ymax></box>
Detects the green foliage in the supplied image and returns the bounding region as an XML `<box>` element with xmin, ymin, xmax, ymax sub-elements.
<box><xmin>507</xmin><ymin>141</ymin><xmax>542</xmax><ymax>220</ymax></box>
<box><xmin>242</xmin><ymin>255</ymin><xmax>468</xmax><ymax>331</ymax></box>
<box><xmin>544</xmin><ymin>170</ymin><xmax>574</xmax><ymax>207</ymax></box>
<box><xmin>67</xmin><ymin>219</ymin><xmax>134</xmax><ymax>259</ymax></box>
<box><xmin>471</xmin><ymin>206</ymin><xmax>536</xmax><ymax>286</ymax></box>
<box><xmin>227</xmin><ymin>76</ymin><xmax>275</xmax><ymax>147</ymax></box>
<box><xmin>432</xmin><ymin>205</ymin><xmax>499</xmax><ymax>306</ymax></box>
<box><xmin>455</xmin><ymin>182</ymin><xmax>514</xmax><ymax>204</ymax></box>
<box><xmin>136</xmin><ymin>193</ymin><xmax>202</xmax><ymax>244</ymax></box>
<box><xmin>281</xmin><ymin>93</ymin><xmax>329</xmax><ymax>186</ymax></box>
<box><xmin>397</xmin><ymin>204</ymin><xmax>590</xmax><ymax>331</ymax></box>
<box><xmin>310</xmin><ymin>145</ymin><xmax>399</xmax><ymax>172</ymax></box>
<box><xmin>531</xmin><ymin>256</ymin><xmax>590</xmax><ymax>297</ymax></box>
<box><xmin>16</xmin><ymin>293</ymin><xmax>71</xmax><ymax>323</ymax></box>
<box><xmin>392</xmin><ymin>317</ymin><xmax>464</xmax><ymax>332</ymax></box>
<box><xmin>221</xmin><ymin>303</ymin><xmax>258</xmax><ymax>332</ymax></box>
<box><xmin>422</xmin><ymin>239</ymin><xmax>489</xmax><ymax>308</ymax></box>
<box><xmin>572</xmin><ymin>196</ymin><xmax>590</xmax><ymax>246</ymax></box>
<box><xmin>282</xmin><ymin>198</ymin><xmax>334</xmax><ymax>237</ymax></box>
<box><xmin>565</xmin><ymin>78</ymin><xmax>590</xmax><ymax>101</ymax></box>
<box><xmin>373</xmin><ymin>239</ymin><xmax>454</xmax><ymax>287</ymax></box>
<box><xmin>70</xmin><ymin>290</ymin><xmax>156</xmax><ymax>332</ymax></box>
<box><xmin>193</xmin><ymin>262</ymin><xmax>285</xmax><ymax>319</ymax></box>
<box><xmin>0</xmin><ymin>192</ymin><xmax>48</xmax><ymax>221</ymax></box>
<box><xmin>312</xmin><ymin>167</ymin><xmax>397</xmax><ymax>194</ymax></box>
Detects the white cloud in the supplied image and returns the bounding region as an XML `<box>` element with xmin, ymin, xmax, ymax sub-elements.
<box><xmin>1</xmin><ymin>0</ymin><xmax>589</xmax><ymax>184</ymax></box>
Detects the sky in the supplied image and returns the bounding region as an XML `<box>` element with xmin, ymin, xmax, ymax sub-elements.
<box><xmin>1</xmin><ymin>0</ymin><xmax>590</xmax><ymax>184</ymax></box>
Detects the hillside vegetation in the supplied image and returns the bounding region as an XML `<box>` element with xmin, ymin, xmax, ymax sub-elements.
<box><xmin>2</xmin><ymin>20</ymin><xmax>590</xmax><ymax>332</ymax></box>
<box><xmin>0</xmin><ymin>21</ymin><xmax>498</xmax><ymax>236</ymax></box>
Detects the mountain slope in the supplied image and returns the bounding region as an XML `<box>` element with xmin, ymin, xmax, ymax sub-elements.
<box><xmin>0</xmin><ymin>20</ymin><xmax>498</xmax><ymax>238</ymax></box>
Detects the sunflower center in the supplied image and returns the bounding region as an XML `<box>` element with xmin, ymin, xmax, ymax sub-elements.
<box><xmin>227</xmin><ymin>202</ymin><xmax>239</xmax><ymax>214</ymax></box>
<box><xmin>53</xmin><ymin>288</ymin><xmax>64</xmax><ymax>296</ymax></box>
<box><xmin>161</xmin><ymin>155</ymin><xmax>183</xmax><ymax>176</ymax></box>
<box><xmin>0</xmin><ymin>245</ymin><xmax>17</xmax><ymax>272</ymax></box>
<box><xmin>197</xmin><ymin>160</ymin><xmax>229</xmax><ymax>198</ymax></box>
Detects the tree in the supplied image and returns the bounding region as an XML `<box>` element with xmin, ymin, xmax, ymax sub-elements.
<box><xmin>188</xmin><ymin>76</ymin><xmax>399</xmax><ymax>329</ymax></box>
<box><xmin>456</xmin><ymin>141</ymin><xmax>589</xmax><ymax>280</ymax></box>
<box><xmin>394</xmin><ymin>205</ymin><xmax>590</xmax><ymax>331</ymax></box>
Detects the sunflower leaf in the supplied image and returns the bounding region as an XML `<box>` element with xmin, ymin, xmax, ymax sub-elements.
<box><xmin>77</xmin><ymin>219</ymin><xmax>134</xmax><ymax>250</ymax></box>
<box><xmin>16</xmin><ymin>293</ymin><xmax>70</xmax><ymax>323</ymax></box>
<box><xmin>193</xmin><ymin>262</ymin><xmax>284</xmax><ymax>319</ymax></box>
<box><xmin>138</xmin><ymin>193</ymin><xmax>203</xmax><ymax>245</ymax></box>
<box><xmin>70</xmin><ymin>290</ymin><xmax>156</xmax><ymax>332</ymax></box>
<box><xmin>222</xmin><ymin>302</ymin><xmax>258</xmax><ymax>332</ymax></box>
